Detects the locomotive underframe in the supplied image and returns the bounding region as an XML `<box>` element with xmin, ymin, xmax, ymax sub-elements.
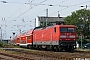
<box><xmin>32</xmin><ymin>40</ymin><xmax>76</xmax><ymax>51</ymax></box>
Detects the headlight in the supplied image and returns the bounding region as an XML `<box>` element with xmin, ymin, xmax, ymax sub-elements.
<box><xmin>84</xmin><ymin>46</ymin><xmax>87</xmax><ymax>47</ymax></box>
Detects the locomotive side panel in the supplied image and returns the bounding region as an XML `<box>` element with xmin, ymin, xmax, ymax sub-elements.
<box><xmin>52</xmin><ymin>25</ymin><xmax>60</xmax><ymax>45</ymax></box>
<box><xmin>33</xmin><ymin>26</ymin><xmax>61</xmax><ymax>46</ymax></box>
<box><xmin>33</xmin><ymin>28</ymin><xmax>53</xmax><ymax>45</ymax></box>
<box><xmin>33</xmin><ymin>30</ymin><xmax>42</xmax><ymax>44</ymax></box>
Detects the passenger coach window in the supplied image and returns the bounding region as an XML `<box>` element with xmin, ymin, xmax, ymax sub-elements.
<box><xmin>27</xmin><ymin>36</ymin><xmax>30</xmax><ymax>39</ymax></box>
<box><xmin>54</xmin><ymin>27</ymin><xmax>56</xmax><ymax>33</ymax></box>
<box><xmin>60</xmin><ymin>28</ymin><xmax>67</xmax><ymax>32</ymax></box>
<box><xmin>68</xmin><ymin>28</ymin><xmax>74</xmax><ymax>32</ymax></box>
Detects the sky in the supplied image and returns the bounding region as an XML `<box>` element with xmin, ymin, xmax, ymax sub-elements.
<box><xmin>0</xmin><ymin>0</ymin><xmax>90</xmax><ymax>39</ymax></box>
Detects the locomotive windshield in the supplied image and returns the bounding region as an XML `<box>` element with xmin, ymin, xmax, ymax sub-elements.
<box><xmin>60</xmin><ymin>28</ymin><xmax>67</xmax><ymax>32</ymax></box>
<box><xmin>60</xmin><ymin>28</ymin><xmax>75</xmax><ymax>32</ymax></box>
<box><xmin>68</xmin><ymin>28</ymin><xmax>74</xmax><ymax>32</ymax></box>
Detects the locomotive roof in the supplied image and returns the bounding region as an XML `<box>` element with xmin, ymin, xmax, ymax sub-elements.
<box><xmin>56</xmin><ymin>25</ymin><xmax>76</xmax><ymax>27</ymax></box>
<box><xmin>34</xmin><ymin>24</ymin><xmax>76</xmax><ymax>30</ymax></box>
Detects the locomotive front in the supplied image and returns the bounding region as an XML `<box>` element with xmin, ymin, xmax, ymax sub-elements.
<box><xmin>59</xmin><ymin>25</ymin><xmax>76</xmax><ymax>51</ymax></box>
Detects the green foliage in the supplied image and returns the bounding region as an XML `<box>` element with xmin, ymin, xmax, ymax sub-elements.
<box><xmin>0</xmin><ymin>41</ymin><xmax>4</xmax><ymax>47</ymax></box>
<box><xmin>40</xmin><ymin>22</ymin><xmax>46</xmax><ymax>27</ymax></box>
<box><xmin>40</xmin><ymin>22</ymin><xmax>52</xmax><ymax>27</ymax></box>
<box><xmin>64</xmin><ymin>9</ymin><xmax>90</xmax><ymax>43</ymax></box>
<box><xmin>77</xmin><ymin>38</ymin><xmax>90</xmax><ymax>45</ymax></box>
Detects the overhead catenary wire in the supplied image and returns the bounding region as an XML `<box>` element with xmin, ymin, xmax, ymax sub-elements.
<box><xmin>22</xmin><ymin>8</ymin><xmax>46</xmax><ymax>18</ymax></box>
<box><xmin>7</xmin><ymin>4</ymin><xmax>25</xmax><ymax>19</ymax></box>
<box><xmin>49</xmin><ymin>0</ymin><xmax>90</xmax><ymax>16</ymax></box>
<box><xmin>23</xmin><ymin>0</ymin><xmax>90</xmax><ymax>18</ymax></box>
<box><xmin>15</xmin><ymin>0</ymin><xmax>47</xmax><ymax>19</ymax></box>
<box><xmin>15</xmin><ymin>0</ymin><xmax>90</xmax><ymax>21</ymax></box>
<box><xmin>19</xmin><ymin>0</ymin><xmax>68</xmax><ymax>19</ymax></box>
<box><xmin>28</xmin><ymin>0</ymin><xmax>35</xmax><ymax>8</ymax></box>
<box><xmin>5</xmin><ymin>0</ymin><xmax>48</xmax><ymax>31</ymax></box>
<box><xmin>1</xmin><ymin>0</ymin><xmax>90</xmax><ymax>20</ymax></box>
<box><xmin>70</xmin><ymin>0</ymin><xmax>90</xmax><ymax>7</ymax></box>
<box><xmin>6</xmin><ymin>0</ymin><xmax>34</xmax><ymax>20</ymax></box>
<box><xmin>6</xmin><ymin>0</ymin><xmax>90</xmax><ymax>21</ymax></box>
<box><xmin>1</xmin><ymin>0</ymin><xmax>90</xmax><ymax>21</ymax></box>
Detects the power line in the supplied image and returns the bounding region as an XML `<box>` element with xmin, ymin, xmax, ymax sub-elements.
<box><xmin>15</xmin><ymin>0</ymin><xmax>47</xmax><ymax>19</ymax></box>
<box><xmin>2</xmin><ymin>0</ymin><xmax>90</xmax><ymax>21</ymax></box>
<box><xmin>2</xmin><ymin>0</ymin><xmax>35</xmax><ymax>21</ymax></box>
<box><xmin>7</xmin><ymin>4</ymin><xmax>25</xmax><ymax>19</ymax></box>
<box><xmin>28</xmin><ymin>0</ymin><xmax>35</xmax><ymax>8</ymax></box>
<box><xmin>70</xmin><ymin>1</ymin><xmax>90</xmax><ymax>7</ymax></box>
<box><xmin>18</xmin><ymin>0</ymin><xmax>90</xmax><ymax>20</ymax></box>
<box><xmin>60</xmin><ymin>0</ymin><xmax>67</xmax><ymax>4</ymax></box>
<box><xmin>49</xmin><ymin>1</ymin><xmax>90</xmax><ymax>16</ymax></box>
<box><xmin>6</xmin><ymin>0</ymin><xmax>30</xmax><ymax>21</ymax></box>
<box><xmin>23</xmin><ymin>9</ymin><xmax>46</xmax><ymax>18</ymax></box>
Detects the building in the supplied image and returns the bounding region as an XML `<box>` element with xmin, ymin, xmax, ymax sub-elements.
<box><xmin>35</xmin><ymin>16</ymin><xmax>65</xmax><ymax>27</ymax></box>
<box><xmin>2</xmin><ymin>39</ymin><xmax>11</xmax><ymax>44</ymax></box>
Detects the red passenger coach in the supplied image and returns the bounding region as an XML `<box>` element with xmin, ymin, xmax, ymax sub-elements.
<box><xmin>19</xmin><ymin>33</ymin><xmax>27</xmax><ymax>47</ymax></box>
<box><xmin>10</xmin><ymin>34</ymin><xmax>21</xmax><ymax>46</ymax></box>
<box><xmin>15</xmin><ymin>34</ymin><xmax>21</xmax><ymax>46</ymax></box>
<box><xmin>19</xmin><ymin>30</ymin><xmax>33</xmax><ymax>48</ymax></box>
<box><xmin>33</xmin><ymin>25</ymin><xmax>76</xmax><ymax>51</ymax></box>
<box><xmin>26</xmin><ymin>30</ymin><xmax>33</xmax><ymax>48</ymax></box>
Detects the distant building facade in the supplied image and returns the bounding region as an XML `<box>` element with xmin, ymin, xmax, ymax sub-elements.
<box><xmin>2</xmin><ymin>39</ymin><xmax>11</xmax><ymax>44</ymax></box>
<box><xmin>35</xmin><ymin>16</ymin><xmax>65</xmax><ymax>27</ymax></box>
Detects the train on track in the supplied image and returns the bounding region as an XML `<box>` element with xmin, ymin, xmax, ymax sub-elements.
<box><xmin>10</xmin><ymin>24</ymin><xmax>76</xmax><ymax>52</ymax></box>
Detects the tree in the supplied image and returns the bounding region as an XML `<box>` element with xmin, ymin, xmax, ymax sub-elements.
<box><xmin>64</xmin><ymin>9</ymin><xmax>90</xmax><ymax>43</ymax></box>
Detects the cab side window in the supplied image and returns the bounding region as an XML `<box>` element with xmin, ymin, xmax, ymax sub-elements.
<box><xmin>54</xmin><ymin>27</ymin><xmax>56</xmax><ymax>33</ymax></box>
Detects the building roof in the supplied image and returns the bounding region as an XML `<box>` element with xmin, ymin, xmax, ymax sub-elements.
<box><xmin>38</xmin><ymin>16</ymin><xmax>65</xmax><ymax>23</ymax></box>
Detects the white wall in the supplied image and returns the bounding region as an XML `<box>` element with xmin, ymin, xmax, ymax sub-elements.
<box><xmin>35</xmin><ymin>17</ymin><xmax>40</xmax><ymax>27</ymax></box>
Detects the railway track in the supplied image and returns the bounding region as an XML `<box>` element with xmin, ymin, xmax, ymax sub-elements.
<box><xmin>0</xmin><ymin>48</ymin><xmax>35</xmax><ymax>60</ymax></box>
<box><xmin>0</xmin><ymin>52</ymin><xmax>34</xmax><ymax>60</ymax></box>
<box><xmin>1</xmin><ymin>48</ymin><xmax>90</xmax><ymax>60</ymax></box>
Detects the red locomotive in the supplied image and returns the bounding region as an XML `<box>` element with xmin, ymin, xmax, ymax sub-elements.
<box><xmin>33</xmin><ymin>25</ymin><xmax>76</xmax><ymax>51</ymax></box>
<box><xmin>11</xmin><ymin>24</ymin><xmax>76</xmax><ymax>51</ymax></box>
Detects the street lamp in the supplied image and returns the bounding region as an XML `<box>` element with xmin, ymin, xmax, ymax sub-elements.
<box><xmin>12</xmin><ymin>32</ymin><xmax>15</xmax><ymax>39</ymax></box>
<box><xmin>1</xmin><ymin>1</ymin><xmax>7</xmax><ymax>3</ymax></box>
<box><xmin>80</xmin><ymin>5</ymin><xmax>87</xmax><ymax>9</ymax></box>
<box><xmin>80</xmin><ymin>5</ymin><xmax>88</xmax><ymax>49</ymax></box>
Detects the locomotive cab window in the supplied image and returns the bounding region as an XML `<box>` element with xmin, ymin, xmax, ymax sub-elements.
<box><xmin>60</xmin><ymin>28</ymin><xmax>75</xmax><ymax>32</ymax></box>
<box><xmin>68</xmin><ymin>28</ymin><xmax>74</xmax><ymax>32</ymax></box>
<box><xmin>54</xmin><ymin>27</ymin><xmax>56</xmax><ymax>33</ymax></box>
<box><xmin>60</xmin><ymin>28</ymin><xmax>67</xmax><ymax>32</ymax></box>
